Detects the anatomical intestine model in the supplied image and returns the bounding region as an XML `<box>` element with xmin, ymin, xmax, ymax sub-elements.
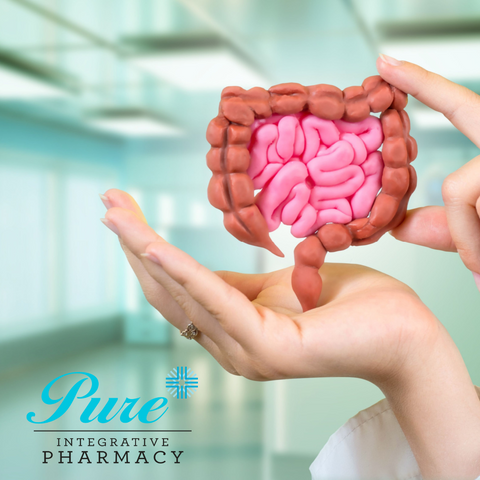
<box><xmin>206</xmin><ymin>76</ymin><xmax>417</xmax><ymax>312</ymax></box>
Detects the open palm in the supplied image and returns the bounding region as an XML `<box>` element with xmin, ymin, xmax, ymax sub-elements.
<box><xmin>102</xmin><ymin>188</ymin><xmax>437</xmax><ymax>387</ymax></box>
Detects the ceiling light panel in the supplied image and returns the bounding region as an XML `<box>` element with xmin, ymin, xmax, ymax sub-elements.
<box><xmin>130</xmin><ymin>48</ymin><xmax>268</xmax><ymax>91</ymax></box>
<box><xmin>0</xmin><ymin>65</ymin><xmax>71</xmax><ymax>99</ymax></box>
<box><xmin>88</xmin><ymin>108</ymin><xmax>182</xmax><ymax>137</ymax></box>
<box><xmin>0</xmin><ymin>50</ymin><xmax>78</xmax><ymax>99</ymax></box>
<box><xmin>124</xmin><ymin>33</ymin><xmax>268</xmax><ymax>91</ymax></box>
<box><xmin>91</xmin><ymin>117</ymin><xmax>181</xmax><ymax>137</ymax></box>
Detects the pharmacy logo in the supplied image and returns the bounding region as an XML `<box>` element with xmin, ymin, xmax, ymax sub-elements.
<box><xmin>166</xmin><ymin>367</ymin><xmax>198</xmax><ymax>399</ymax></box>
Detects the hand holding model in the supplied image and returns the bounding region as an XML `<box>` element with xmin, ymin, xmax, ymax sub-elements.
<box><xmin>100</xmin><ymin>57</ymin><xmax>480</xmax><ymax>478</ymax></box>
<box><xmin>101</xmin><ymin>189</ymin><xmax>430</xmax><ymax>384</ymax></box>
<box><xmin>377</xmin><ymin>54</ymin><xmax>480</xmax><ymax>291</ymax></box>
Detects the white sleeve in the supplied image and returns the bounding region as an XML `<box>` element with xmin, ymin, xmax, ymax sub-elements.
<box><xmin>310</xmin><ymin>385</ymin><xmax>480</xmax><ymax>480</ymax></box>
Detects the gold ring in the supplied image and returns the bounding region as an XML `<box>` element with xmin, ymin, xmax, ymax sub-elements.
<box><xmin>180</xmin><ymin>322</ymin><xmax>199</xmax><ymax>340</ymax></box>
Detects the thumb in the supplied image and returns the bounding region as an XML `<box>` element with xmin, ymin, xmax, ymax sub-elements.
<box><xmin>390</xmin><ymin>206</ymin><xmax>456</xmax><ymax>252</ymax></box>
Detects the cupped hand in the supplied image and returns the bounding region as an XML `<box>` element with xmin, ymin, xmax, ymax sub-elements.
<box><xmin>100</xmin><ymin>188</ymin><xmax>438</xmax><ymax>388</ymax></box>
<box><xmin>377</xmin><ymin>55</ymin><xmax>480</xmax><ymax>288</ymax></box>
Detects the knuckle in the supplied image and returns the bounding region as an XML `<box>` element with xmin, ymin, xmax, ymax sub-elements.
<box><xmin>227</xmin><ymin>369</ymin><xmax>241</xmax><ymax>376</ymax></box>
<box><xmin>188</xmin><ymin>262</ymin><xmax>203</xmax><ymax>284</ymax></box>
<box><xmin>221</xmin><ymin>363</ymin><xmax>240</xmax><ymax>376</ymax></box>
<box><xmin>443</xmin><ymin>86</ymin><xmax>480</xmax><ymax>122</ymax></box>
<box><xmin>455</xmin><ymin>245</ymin><xmax>480</xmax><ymax>272</ymax></box>
<box><xmin>441</xmin><ymin>173</ymin><xmax>463</xmax><ymax>204</ymax></box>
<box><xmin>230</xmin><ymin>357</ymin><xmax>269</xmax><ymax>382</ymax></box>
<box><xmin>173</xmin><ymin>291</ymin><xmax>188</xmax><ymax>310</ymax></box>
<box><xmin>221</xmin><ymin>283</ymin><xmax>237</xmax><ymax>304</ymax></box>
<box><xmin>418</xmin><ymin>67</ymin><xmax>432</xmax><ymax>86</ymax></box>
<box><xmin>239</xmin><ymin>368</ymin><xmax>269</xmax><ymax>382</ymax></box>
<box><xmin>173</xmin><ymin>292</ymin><xmax>196</xmax><ymax>318</ymax></box>
<box><xmin>141</xmin><ymin>285</ymin><xmax>159</xmax><ymax>307</ymax></box>
<box><xmin>232</xmin><ymin>354</ymin><xmax>284</xmax><ymax>382</ymax></box>
<box><xmin>216</xmin><ymin>346</ymin><xmax>241</xmax><ymax>376</ymax></box>
<box><xmin>119</xmin><ymin>240</ymin><xmax>131</xmax><ymax>256</ymax></box>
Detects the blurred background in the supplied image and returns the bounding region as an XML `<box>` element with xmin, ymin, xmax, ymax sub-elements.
<box><xmin>0</xmin><ymin>0</ymin><xmax>480</xmax><ymax>478</ymax></box>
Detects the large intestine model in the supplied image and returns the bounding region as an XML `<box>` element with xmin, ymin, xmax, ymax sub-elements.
<box><xmin>206</xmin><ymin>76</ymin><xmax>417</xmax><ymax>312</ymax></box>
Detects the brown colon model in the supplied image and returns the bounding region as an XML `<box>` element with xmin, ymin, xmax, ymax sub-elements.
<box><xmin>206</xmin><ymin>76</ymin><xmax>417</xmax><ymax>312</ymax></box>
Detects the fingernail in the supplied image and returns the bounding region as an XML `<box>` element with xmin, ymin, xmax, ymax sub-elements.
<box><xmin>473</xmin><ymin>272</ymin><xmax>480</xmax><ymax>292</ymax></box>
<box><xmin>99</xmin><ymin>193</ymin><xmax>112</xmax><ymax>209</ymax></box>
<box><xmin>100</xmin><ymin>218</ymin><xmax>119</xmax><ymax>235</ymax></box>
<box><xmin>379</xmin><ymin>53</ymin><xmax>403</xmax><ymax>66</ymax></box>
<box><xmin>140</xmin><ymin>252</ymin><xmax>162</xmax><ymax>265</ymax></box>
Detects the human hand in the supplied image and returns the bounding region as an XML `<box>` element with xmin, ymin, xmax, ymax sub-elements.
<box><xmin>99</xmin><ymin>188</ymin><xmax>436</xmax><ymax>386</ymax></box>
<box><xmin>377</xmin><ymin>55</ymin><xmax>480</xmax><ymax>290</ymax></box>
<box><xmin>100</xmin><ymin>188</ymin><xmax>480</xmax><ymax>478</ymax></box>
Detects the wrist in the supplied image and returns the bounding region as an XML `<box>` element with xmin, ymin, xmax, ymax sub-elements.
<box><xmin>378</xmin><ymin>312</ymin><xmax>480</xmax><ymax>478</ymax></box>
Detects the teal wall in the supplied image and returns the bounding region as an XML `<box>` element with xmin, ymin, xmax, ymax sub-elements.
<box><xmin>0</xmin><ymin>110</ymin><xmax>126</xmax><ymax>345</ymax></box>
<box><xmin>0</xmin><ymin>110</ymin><xmax>126</xmax><ymax>168</ymax></box>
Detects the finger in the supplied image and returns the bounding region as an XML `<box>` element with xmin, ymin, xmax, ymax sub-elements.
<box><xmin>100</xmin><ymin>194</ymin><xmax>241</xmax><ymax>372</ymax></box>
<box><xmin>145</xmin><ymin>240</ymin><xmax>264</xmax><ymax>347</ymax></box>
<box><xmin>100</xmin><ymin>188</ymin><xmax>159</xmax><ymax>298</ymax></box>
<box><xmin>377</xmin><ymin>55</ymin><xmax>480</xmax><ymax>147</ymax></box>
<box><xmin>102</xmin><ymin>189</ymin><xmax>213</xmax><ymax>308</ymax></box>
<box><xmin>100</xmin><ymin>188</ymin><xmax>152</xmax><ymax>285</ymax></box>
<box><xmin>102</xmin><ymin>208</ymin><xmax>238</xmax><ymax>371</ymax></box>
<box><xmin>214</xmin><ymin>270</ymin><xmax>271</xmax><ymax>301</ymax></box>
<box><xmin>390</xmin><ymin>206</ymin><xmax>457</xmax><ymax>252</ymax></box>
<box><xmin>101</xmin><ymin>205</ymin><xmax>186</xmax><ymax>324</ymax></box>
<box><xmin>101</xmin><ymin>188</ymin><xmax>147</xmax><ymax>222</ymax></box>
<box><xmin>105</xmin><ymin>208</ymin><xmax>241</xmax><ymax>350</ymax></box>
<box><xmin>100</xmin><ymin>190</ymin><xmax>200</xmax><ymax>329</ymax></box>
<box><xmin>442</xmin><ymin>156</ymin><xmax>480</xmax><ymax>274</ymax></box>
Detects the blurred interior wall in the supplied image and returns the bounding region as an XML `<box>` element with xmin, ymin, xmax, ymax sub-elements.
<box><xmin>0</xmin><ymin>111</ymin><xmax>126</xmax><ymax>373</ymax></box>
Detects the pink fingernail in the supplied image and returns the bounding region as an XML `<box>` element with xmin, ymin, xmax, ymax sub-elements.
<box><xmin>379</xmin><ymin>53</ymin><xmax>403</xmax><ymax>66</ymax></box>
<box><xmin>140</xmin><ymin>252</ymin><xmax>162</xmax><ymax>265</ymax></box>
<box><xmin>100</xmin><ymin>218</ymin><xmax>119</xmax><ymax>235</ymax></box>
<box><xmin>473</xmin><ymin>272</ymin><xmax>480</xmax><ymax>292</ymax></box>
<box><xmin>99</xmin><ymin>193</ymin><xmax>112</xmax><ymax>209</ymax></box>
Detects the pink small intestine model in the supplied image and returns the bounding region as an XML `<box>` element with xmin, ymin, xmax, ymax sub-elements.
<box><xmin>206</xmin><ymin>76</ymin><xmax>417</xmax><ymax>312</ymax></box>
<box><xmin>249</xmin><ymin>114</ymin><xmax>384</xmax><ymax>238</ymax></box>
